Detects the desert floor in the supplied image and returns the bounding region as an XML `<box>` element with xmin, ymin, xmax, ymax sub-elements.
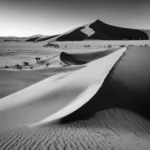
<box><xmin>0</xmin><ymin>40</ymin><xmax>150</xmax><ymax>149</ymax></box>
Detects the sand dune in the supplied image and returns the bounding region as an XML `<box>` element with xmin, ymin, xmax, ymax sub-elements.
<box><xmin>1</xmin><ymin>19</ymin><xmax>150</xmax><ymax>44</ymax></box>
<box><xmin>0</xmin><ymin>48</ymin><xmax>126</xmax><ymax>128</ymax></box>
<box><xmin>46</xmin><ymin>24</ymin><xmax>89</xmax><ymax>42</ymax></box>
<box><xmin>62</xmin><ymin>46</ymin><xmax>150</xmax><ymax>124</ymax></box>
<box><xmin>0</xmin><ymin>47</ymin><xmax>119</xmax><ymax>99</ymax></box>
<box><xmin>88</xmin><ymin>20</ymin><xmax>149</xmax><ymax>40</ymax></box>
<box><xmin>1</xmin><ymin>45</ymin><xmax>150</xmax><ymax>149</ymax></box>
<box><xmin>34</xmin><ymin>35</ymin><xmax>59</xmax><ymax>42</ymax></box>
<box><xmin>60</xmin><ymin>48</ymin><xmax>118</xmax><ymax>65</ymax></box>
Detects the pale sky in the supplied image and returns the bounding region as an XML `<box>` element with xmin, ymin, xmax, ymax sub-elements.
<box><xmin>0</xmin><ymin>0</ymin><xmax>150</xmax><ymax>37</ymax></box>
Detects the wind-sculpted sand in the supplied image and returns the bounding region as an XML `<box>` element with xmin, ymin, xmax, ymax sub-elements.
<box><xmin>0</xmin><ymin>48</ymin><xmax>126</xmax><ymax>128</ymax></box>
<box><xmin>0</xmin><ymin>109</ymin><xmax>150</xmax><ymax>150</ymax></box>
<box><xmin>0</xmin><ymin>46</ymin><xmax>150</xmax><ymax>150</ymax></box>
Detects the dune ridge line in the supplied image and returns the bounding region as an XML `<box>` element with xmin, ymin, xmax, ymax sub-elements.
<box><xmin>0</xmin><ymin>47</ymin><xmax>126</xmax><ymax>128</ymax></box>
<box><xmin>31</xmin><ymin>47</ymin><xmax>126</xmax><ymax>126</ymax></box>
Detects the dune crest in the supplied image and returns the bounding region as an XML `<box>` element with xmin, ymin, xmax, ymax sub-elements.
<box><xmin>0</xmin><ymin>47</ymin><xmax>126</xmax><ymax>128</ymax></box>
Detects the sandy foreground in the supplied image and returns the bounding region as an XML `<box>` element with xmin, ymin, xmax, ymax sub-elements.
<box><xmin>0</xmin><ymin>41</ymin><xmax>150</xmax><ymax>149</ymax></box>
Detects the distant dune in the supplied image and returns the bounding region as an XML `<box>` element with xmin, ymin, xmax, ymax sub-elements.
<box><xmin>0</xmin><ymin>36</ymin><xmax>27</xmax><ymax>42</ymax></box>
<box><xmin>47</xmin><ymin>19</ymin><xmax>150</xmax><ymax>42</ymax></box>
<box><xmin>25</xmin><ymin>35</ymin><xmax>44</xmax><ymax>42</ymax></box>
<box><xmin>34</xmin><ymin>35</ymin><xmax>60</xmax><ymax>42</ymax></box>
<box><xmin>0</xmin><ymin>35</ymin><xmax>59</xmax><ymax>43</ymax></box>
<box><xmin>1</xmin><ymin>19</ymin><xmax>150</xmax><ymax>43</ymax></box>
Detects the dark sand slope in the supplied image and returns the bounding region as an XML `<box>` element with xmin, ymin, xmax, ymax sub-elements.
<box><xmin>63</xmin><ymin>46</ymin><xmax>150</xmax><ymax>123</ymax></box>
<box><xmin>0</xmin><ymin>37</ymin><xmax>27</xmax><ymax>42</ymax></box>
<box><xmin>60</xmin><ymin>48</ymin><xmax>118</xmax><ymax>65</ymax></box>
<box><xmin>88</xmin><ymin>20</ymin><xmax>149</xmax><ymax>40</ymax></box>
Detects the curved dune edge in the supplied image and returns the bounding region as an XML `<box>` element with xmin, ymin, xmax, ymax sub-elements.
<box><xmin>0</xmin><ymin>48</ymin><xmax>126</xmax><ymax>128</ymax></box>
<box><xmin>32</xmin><ymin>47</ymin><xmax>126</xmax><ymax>127</ymax></box>
<box><xmin>60</xmin><ymin>48</ymin><xmax>118</xmax><ymax>65</ymax></box>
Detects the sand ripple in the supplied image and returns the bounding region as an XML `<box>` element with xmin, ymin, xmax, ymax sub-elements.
<box><xmin>0</xmin><ymin>109</ymin><xmax>150</xmax><ymax>150</ymax></box>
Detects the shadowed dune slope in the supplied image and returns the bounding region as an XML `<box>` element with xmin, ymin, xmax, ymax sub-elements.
<box><xmin>62</xmin><ymin>46</ymin><xmax>150</xmax><ymax>123</ymax></box>
<box><xmin>60</xmin><ymin>48</ymin><xmax>118</xmax><ymax>65</ymax></box>
<box><xmin>88</xmin><ymin>20</ymin><xmax>149</xmax><ymax>40</ymax></box>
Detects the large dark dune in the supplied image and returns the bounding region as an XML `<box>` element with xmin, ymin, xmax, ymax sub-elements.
<box><xmin>60</xmin><ymin>48</ymin><xmax>117</xmax><ymax>65</ymax></box>
<box><xmin>52</xmin><ymin>19</ymin><xmax>149</xmax><ymax>42</ymax></box>
<box><xmin>62</xmin><ymin>46</ymin><xmax>150</xmax><ymax>123</ymax></box>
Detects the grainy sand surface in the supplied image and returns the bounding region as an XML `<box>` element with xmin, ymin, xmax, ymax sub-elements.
<box><xmin>0</xmin><ymin>109</ymin><xmax>150</xmax><ymax>150</ymax></box>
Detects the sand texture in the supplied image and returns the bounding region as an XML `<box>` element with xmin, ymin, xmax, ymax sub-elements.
<box><xmin>0</xmin><ymin>109</ymin><xmax>150</xmax><ymax>150</ymax></box>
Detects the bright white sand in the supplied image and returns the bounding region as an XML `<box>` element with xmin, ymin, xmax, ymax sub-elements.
<box><xmin>81</xmin><ymin>24</ymin><xmax>95</xmax><ymax>37</ymax></box>
<box><xmin>33</xmin><ymin>47</ymin><xmax>126</xmax><ymax>127</ymax></box>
